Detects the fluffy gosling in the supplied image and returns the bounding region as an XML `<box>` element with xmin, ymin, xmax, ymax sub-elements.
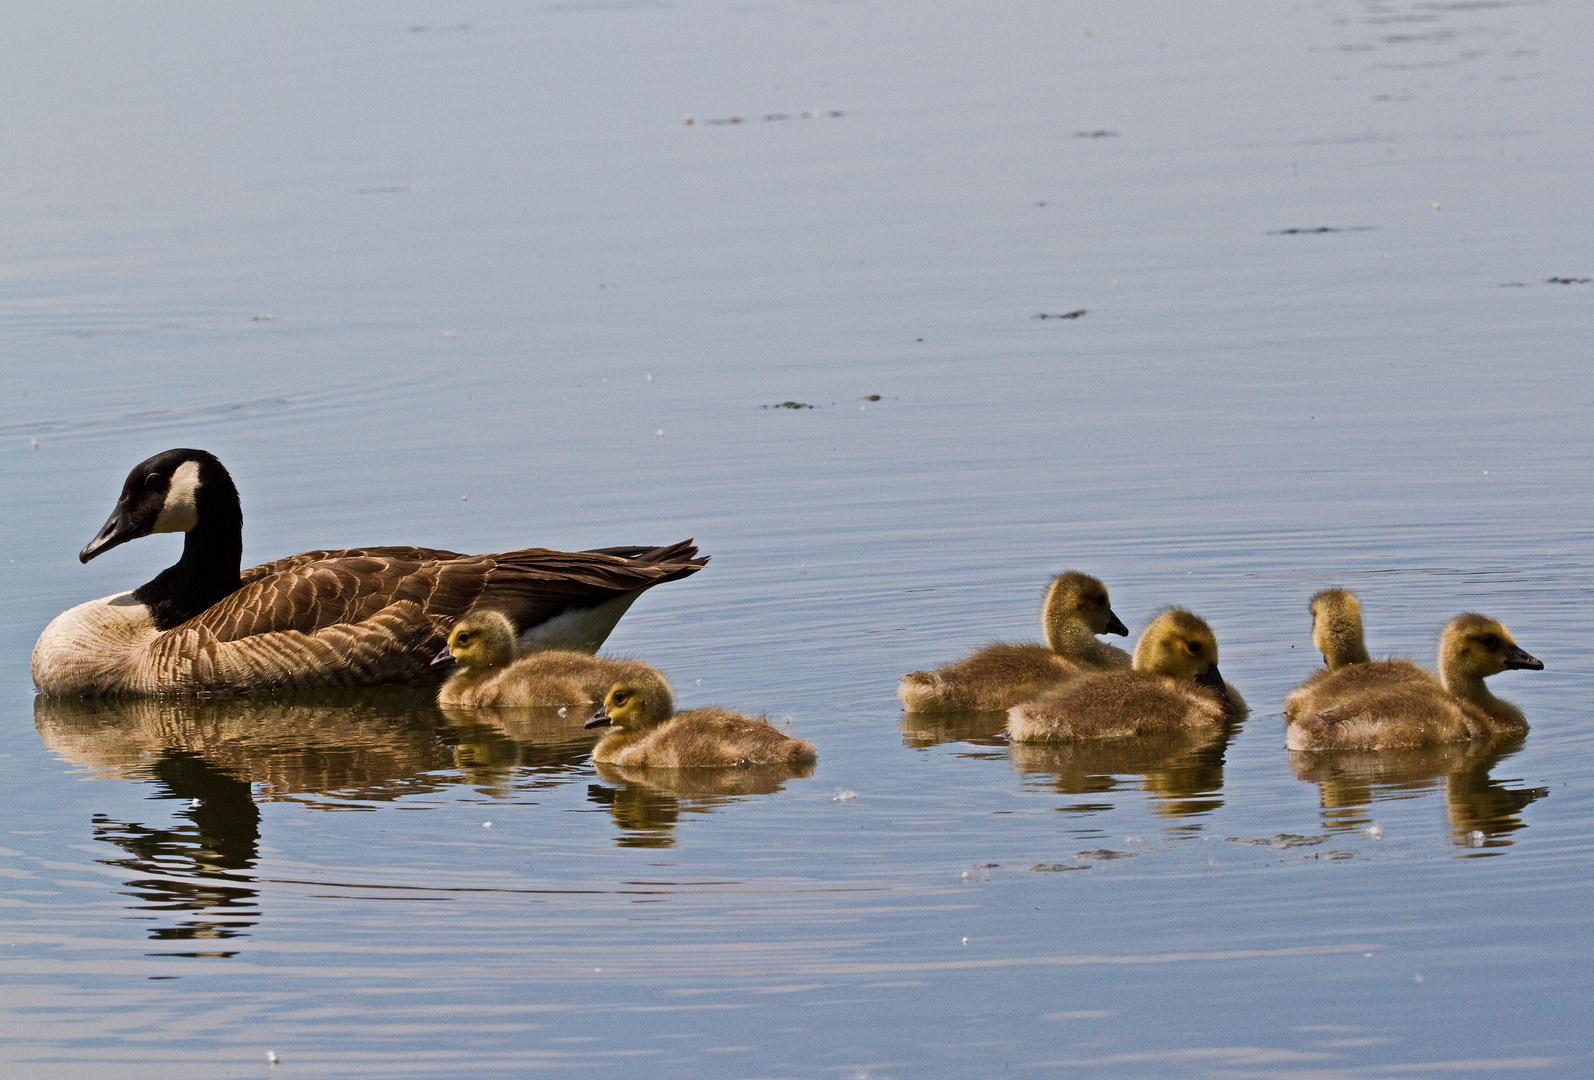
<box><xmin>1285</xmin><ymin>613</ymin><xmax>1542</xmax><ymax>750</ymax></box>
<box><xmin>436</xmin><ymin>609</ymin><xmax>655</xmax><ymax>707</ymax></box>
<box><xmin>1006</xmin><ymin>608</ymin><xmax>1244</xmax><ymax>742</ymax></box>
<box><xmin>1283</xmin><ymin>588</ymin><xmax>1375</xmax><ymax>717</ymax></box>
<box><xmin>898</xmin><ymin>571</ymin><xmax>1131</xmax><ymax>713</ymax></box>
<box><xmin>585</xmin><ymin>670</ymin><xmax>817</xmax><ymax>768</ymax></box>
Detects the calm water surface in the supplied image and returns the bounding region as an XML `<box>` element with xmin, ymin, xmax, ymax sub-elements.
<box><xmin>2</xmin><ymin>1</ymin><xmax>1592</xmax><ymax>1076</ymax></box>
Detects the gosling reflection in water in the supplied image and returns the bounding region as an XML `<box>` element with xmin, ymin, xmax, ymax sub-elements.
<box><xmin>588</xmin><ymin>760</ymin><xmax>816</xmax><ymax>848</ymax></box>
<box><xmin>899</xmin><ymin>709</ymin><xmax>1010</xmax><ymax>749</ymax></box>
<box><xmin>437</xmin><ymin>704</ymin><xmax>603</xmax><ymax>794</ymax></box>
<box><xmin>1288</xmin><ymin>734</ymin><xmax>1546</xmax><ymax>852</ymax></box>
<box><xmin>1009</xmin><ymin>723</ymin><xmax>1238</xmax><ymax>819</ymax></box>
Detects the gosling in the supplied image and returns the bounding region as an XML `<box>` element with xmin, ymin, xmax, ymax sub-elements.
<box><xmin>585</xmin><ymin>670</ymin><xmax>817</xmax><ymax>768</ymax></box>
<box><xmin>898</xmin><ymin>571</ymin><xmax>1131</xmax><ymax>713</ymax></box>
<box><xmin>1006</xmin><ymin>608</ymin><xmax>1245</xmax><ymax>742</ymax></box>
<box><xmin>1285</xmin><ymin>613</ymin><xmax>1542</xmax><ymax>751</ymax></box>
<box><xmin>436</xmin><ymin>610</ymin><xmax>655</xmax><ymax>707</ymax></box>
<box><xmin>1283</xmin><ymin>588</ymin><xmax>1374</xmax><ymax>717</ymax></box>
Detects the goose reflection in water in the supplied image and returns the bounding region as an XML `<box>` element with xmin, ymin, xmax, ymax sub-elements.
<box><xmin>1287</xmin><ymin>734</ymin><xmax>1546</xmax><ymax>853</ymax></box>
<box><xmin>34</xmin><ymin>690</ymin><xmax>462</xmax><ymax>948</ymax></box>
<box><xmin>1008</xmin><ymin>721</ymin><xmax>1241</xmax><ymax>820</ymax></box>
<box><xmin>588</xmin><ymin>761</ymin><xmax>816</xmax><ymax>848</ymax></box>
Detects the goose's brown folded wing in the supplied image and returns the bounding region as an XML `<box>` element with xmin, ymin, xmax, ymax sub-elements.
<box><xmin>202</xmin><ymin>543</ymin><xmax>708</xmax><ymax>644</ymax></box>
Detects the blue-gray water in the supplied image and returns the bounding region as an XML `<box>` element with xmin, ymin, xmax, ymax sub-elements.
<box><xmin>3</xmin><ymin>1</ymin><xmax>1592</xmax><ymax>1076</ymax></box>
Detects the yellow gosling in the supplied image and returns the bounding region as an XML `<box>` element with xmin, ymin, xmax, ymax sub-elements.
<box><xmin>1285</xmin><ymin>613</ymin><xmax>1542</xmax><ymax>750</ymax></box>
<box><xmin>898</xmin><ymin>571</ymin><xmax>1131</xmax><ymax>712</ymax></box>
<box><xmin>1006</xmin><ymin>608</ymin><xmax>1245</xmax><ymax>742</ymax></box>
<box><xmin>1284</xmin><ymin>588</ymin><xmax>1374</xmax><ymax>717</ymax></box>
<box><xmin>586</xmin><ymin>671</ymin><xmax>817</xmax><ymax>768</ymax></box>
<box><xmin>436</xmin><ymin>610</ymin><xmax>655</xmax><ymax>707</ymax></box>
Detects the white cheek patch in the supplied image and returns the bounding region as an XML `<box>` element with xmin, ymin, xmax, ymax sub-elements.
<box><xmin>152</xmin><ymin>460</ymin><xmax>202</xmax><ymax>534</ymax></box>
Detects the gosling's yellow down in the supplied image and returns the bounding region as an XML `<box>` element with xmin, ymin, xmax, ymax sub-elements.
<box><xmin>1006</xmin><ymin>608</ymin><xmax>1245</xmax><ymax>742</ymax></box>
<box><xmin>1283</xmin><ymin>588</ymin><xmax>1375</xmax><ymax>718</ymax></box>
<box><xmin>1285</xmin><ymin>613</ymin><xmax>1542</xmax><ymax>751</ymax></box>
<box><xmin>435</xmin><ymin>610</ymin><xmax>656</xmax><ymax>707</ymax></box>
<box><xmin>898</xmin><ymin>571</ymin><xmax>1131</xmax><ymax>712</ymax></box>
<box><xmin>585</xmin><ymin>670</ymin><xmax>817</xmax><ymax>768</ymax></box>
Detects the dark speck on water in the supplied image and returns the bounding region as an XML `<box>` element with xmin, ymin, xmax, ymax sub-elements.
<box><xmin>763</xmin><ymin>401</ymin><xmax>814</xmax><ymax>409</ymax></box>
<box><xmin>1033</xmin><ymin>310</ymin><xmax>1087</xmax><ymax>320</ymax></box>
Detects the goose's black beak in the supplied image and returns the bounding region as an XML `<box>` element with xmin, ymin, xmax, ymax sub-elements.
<box><xmin>584</xmin><ymin>706</ymin><xmax>613</xmax><ymax>731</ymax></box>
<box><xmin>80</xmin><ymin>503</ymin><xmax>146</xmax><ymax>563</ymax></box>
<box><xmin>431</xmin><ymin>645</ymin><xmax>455</xmax><ymax>667</ymax></box>
<box><xmin>1196</xmin><ymin>663</ymin><xmax>1231</xmax><ymax>705</ymax></box>
<box><xmin>1503</xmin><ymin>645</ymin><xmax>1544</xmax><ymax>671</ymax></box>
<box><xmin>1105</xmin><ymin>610</ymin><xmax>1129</xmax><ymax>637</ymax></box>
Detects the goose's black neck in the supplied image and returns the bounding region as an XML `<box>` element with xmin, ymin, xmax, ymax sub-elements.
<box><xmin>133</xmin><ymin>475</ymin><xmax>244</xmax><ymax>631</ymax></box>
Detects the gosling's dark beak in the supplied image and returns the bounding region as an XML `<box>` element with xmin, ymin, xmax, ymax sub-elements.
<box><xmin>1196</xmin><ymin>663</ymin><xmax>1231</xmax><ymax>705</ymax></box>
<box><xmin>1104</xmin><ymin>610</ymin><xmax>1129</xmax><ymax>637</ymax></box>
<box><xmin>431</xmin><ymin>645</ymin><xmax>455</xmax><ymax>667</ymax></box>
<box><xmin>80</xmin><ymin>503</ymin><xmax>145</xmax><ymax>563</ymax></box>
<box><xmin>1503</xmin><ymin>645</ymin><xmax>1543</xmax><ymax>671</ymax></box>
<box><xmin>584</xmin><ymin>706</ymin><xmax>613</xmax><ymax>731</ymax></box>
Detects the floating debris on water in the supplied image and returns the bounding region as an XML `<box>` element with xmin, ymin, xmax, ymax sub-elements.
<box><xmin>1227</xmin><ymin>834</ymin><xmax>1328</xmax><ymax>849</ymax></box>
<box><xmin>1465</xmin><ymin>829</ymin><xmax>1488</xmax><ymax>847</ymax></box>
<box><xmin>1033</xmin><ymin>310</ymin><xmax>1087</xmax><ymax>320</ymax></box>
<box><xmin>864</xmin><ymin>394</ymin><xmax>881</xmax><ymax>401</ymax></box>
<box><xmin>833</xmin><ymin>789</ymin><xmax>858</xmax><ymax>802</ymax></box>
<box><xmin>686</xmin><ymin>110</ymin><xmax>844</xmax><ymax>127</ymax></box>
<box><xmin>1269</xmin><ymin>226</ymin><xmax>1378</xmax><ymax>235</ymax></box>
<box><xmin>1030</xmin><ymin>863</ymin><xmax>1090</xmax><ymax>872</ymax></box>
<box><xmin>1547</xmin><ymin>276</ymin><xmax>1591</xmax><ymax>284</ymax></box>
<box><xmin>252</xmin><ymin>313</ymin><xmax>276</xmax><ymax>321</ymax></box>
<box><xmin>1073</xmin><ymin>129</ymin><xmax>1119</xmax><ymax>138</ymax></box>
<box><xmin>1365</xmin><ymin>825</ymin><xmax>1383</xmax><ymax>840</ymax></box>
<box><xmin>1076</xmin><ymin>849</ymin><xmax>1133</xmax><ymax>860</ymax></box>
<box><xmin>764</xmin><ymin>401</ymin><xmax>815</xmax><ymax>410</ymax></box>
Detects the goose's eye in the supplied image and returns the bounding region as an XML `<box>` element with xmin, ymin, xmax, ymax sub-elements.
<box><xmin>145</xmin><ymin>473</ymin><xmax>164</xmax><ymax>490</ymax></box>
<box><xmin>1477</xmin><ymin>634</ymin><xmax>1500</xmax><ymax>650</ymax></box>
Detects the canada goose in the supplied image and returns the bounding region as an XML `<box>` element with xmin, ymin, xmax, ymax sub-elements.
<box><xmin>1006</xmin><ymin>608</ymin><xmax>1246</xmax><ymax>742</ymax></box>
<box><xmin>32</xmin><ymin>449</ymin><xmax>707</xmax><ymax>695</ymax></box>
<box><xmin>584</xmin><ymin>670</ymin><xmax>817</xmax><ymax>768</ymax></box>
<box><xmin>1283</xmin><ymin>588</ymin><xmax>1375</xmax><ymax>717</ymax></box>
<box><xmin>1284</xmin><ymin>613</ymin><xmax>1542</xmax><ymax>750</ymax></box>
<box><xmin>897</xmin><ymin>571</ymin><xmax>1131</xmax><ymax>712</ymax></box>
<box><xmin>435</xmin><ymin>609</ymin><xmax>657</xmax><ymax>707</ymax></box>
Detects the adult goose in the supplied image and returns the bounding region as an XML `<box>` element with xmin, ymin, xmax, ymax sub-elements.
<box><xmin>32</xmin><ymin>449</ymin><xmax>708</xmax><ymax>696</ymax></box>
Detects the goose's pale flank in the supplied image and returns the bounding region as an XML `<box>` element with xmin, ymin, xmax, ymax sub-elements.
<box><xmin>33</xmin><ymin>449</ymin><xmax>707</xmax><ymax>696</ymax></box>
<box><xmin>898</xmin><ymin>571</ymin><xmax>1130</xmax><ymax>712</ymax></box>
<box><xmin>1006</xmin><ymin>608</ymin><xmax>1245</xmax><ymax>742</ymax></box>
<box><xmin>435</xmin><ymin>609</ymin><xmax>656</xmax><ymax>707</ymax></box>
<box><xmin>1283</xmin><ymin>588</ymin><xmax>1374</xmax><ymax>718</ymax></box>
<box><xmin>585</xmin><ymin>670</ymin><xmax>817</xmax><ymax>768</ymax></box>
<box><xmin>1284</xmin><ymin>613</ymin><xmax>1542</xmax><ymax>751</ymax></box>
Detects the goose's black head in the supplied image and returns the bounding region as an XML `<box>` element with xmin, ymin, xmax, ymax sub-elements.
<box><xmin>80</xmin><ymin>449</ymin><xmax>240</xmax><ymax>564</ymax></box>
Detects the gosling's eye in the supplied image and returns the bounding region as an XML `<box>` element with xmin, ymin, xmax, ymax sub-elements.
<box><xmin>614</xmin><ymin>692</ymin><xmax>629</xmax><ymax>704</ymax></box>
<box><xmin>1477</xmin><ymin>634</ymin><xmax>1500</xmax><ymax>650</ymax></box>
<box><xmin>1186</xmin><ymin>641</ymin><xmax>1202</xmax><ymax>655</ymax></box>
<box><xmin>456</xmin><ymin>632</ymin><xmax>471</xmax><ymax>644</ymax></box>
